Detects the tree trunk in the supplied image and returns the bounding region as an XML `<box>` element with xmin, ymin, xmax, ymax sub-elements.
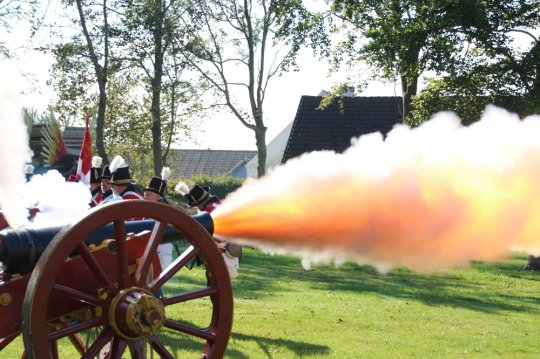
<box><xmin>401</xmin><ymin>75</ymin><xmax>418</xmax><ymax>120</ymax></box>
<box><xmin>96</xmin><ymin>84</ymin><xmax>108</xmax><ymax>164</ymax></box>
<box><xmin>255</xmin><ymin>126</ymin><xmax>267</xmax><ymax>178</ymax></box>
<box><xmin>151</xmin><ymin>0</ymin><xmax>164</xmax><ymax>176</ymax></box>
<box><xmin>76</xmin><ymin>0</ymin><xmax>109</xmax><ymax>164</ymax></box>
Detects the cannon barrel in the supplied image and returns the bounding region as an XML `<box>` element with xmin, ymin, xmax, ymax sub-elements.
<box><xmin>0</xmin><ymin>212</ymin><xmax>213</xmax><ymax>274</ymax></box>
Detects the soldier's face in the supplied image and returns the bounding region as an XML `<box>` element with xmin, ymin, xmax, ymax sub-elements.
<box><xmin>112</xmin><ymin>184</ymin><xmax>126</xmax><ymax>195</ymax></box>
<box><xmin>144</xmin><ymin>191</ymin><xmax>161</xmax><ymax>202</ymax></box>
<box><xmin>101</xmin><ymin>179</ymin><xmax>112</xmax><ymax>192</ymax></box>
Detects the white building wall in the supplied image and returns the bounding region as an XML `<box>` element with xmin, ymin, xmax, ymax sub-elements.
<box><xmin>246</xmin><ymin>122</ymin><xmax>293</xmax><ymax>178</ymax></box>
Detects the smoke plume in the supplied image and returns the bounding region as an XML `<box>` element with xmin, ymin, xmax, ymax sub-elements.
<box><xmin>0</xmin><ymin>60</ymin><xmax>33</xmax><ymax>227</ymax></box>
<box><xmin>22</xmin><ymin>170</ymin><xmax>91</xmax><ymax>228</ymax></box>
<box><xmin>213</xmin><ymin>106</ymin><xmax>540</xmax><ymax>272</ymax></box>
<box><xmin>0</xmin><ymin>60</ymin><xmax>91</xmax><ymax>230</ymax></box>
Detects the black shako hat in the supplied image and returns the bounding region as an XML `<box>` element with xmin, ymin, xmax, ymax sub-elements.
<box><xmin>90</xmin><ymin>156</ymin><xmax>103</xmax><ymax>184</ymax></box>
<box><xmin>99</xmin><ymin>165</ymin><xmax>111</xmax><ymax>180</ymax></box>
<box><xmin>90</xmin><ymin>167</ymin><xmax>102</xmax><ymax>184</ymax></box>
<box><xmin>185</xmin><ymin>185</ymin><xmax>210</xmax><ymax>207</ymax></box>
<box><xmin>145</xmin><ymin>177</ymin><xmax>167</xmax><ymax>196</ymax></box>
<box><xmin>110</xmin><ymin>166</ymin><xmax>133</xmax><ymax>185</ymax></box>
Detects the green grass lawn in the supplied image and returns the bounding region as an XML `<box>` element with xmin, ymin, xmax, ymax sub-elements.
<box><xmin>4</xmin><ymin>248</ymin><xmax>539</xmax><ymax>358</ymax></box>
<box><xmin>224</xmin><ymin>249</ymin><xmax>539</xmax><ymax>358</ymax></box>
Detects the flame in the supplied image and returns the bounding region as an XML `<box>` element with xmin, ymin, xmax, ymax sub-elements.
<box><xmin>213</xmin><ymin>106</ymin><xmax>540</xmax><ymax>272</ymax></box>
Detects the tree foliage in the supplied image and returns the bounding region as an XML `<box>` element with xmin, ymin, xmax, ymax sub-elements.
<box><xmin>46</xmin><ymin>0</ymin><xmax>201</xmax><ymax>174</ymax></box>
<box><xmin>329</xmin><ymin>1</ymin><xmax>540</xmax><ymax>123</ymax></box>
<box><xmin>411</xmin><ymin>1</ymin><xmax>540</xmax><ymax>124</ymax></box>
<box><xmin>46</xmin><ymin>0</ymin><xmax>113</xmax><ymax>163</ymax></box>
<box><xmin>0</xmin><ymin>0</ymin><xmax>38</xmax><ymax>58</ymax></box>
<box><xmin>331</xmin><ymin>0</ymin><xmax>480</xmax><ymax>119</ymax></box>
<box><xmin>112</xmin><ymin>0</ymin><xmax>203</xmax><ymax>175</ymax></box>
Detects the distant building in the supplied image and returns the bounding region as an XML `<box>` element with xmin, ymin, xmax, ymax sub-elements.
<box><xmin>29</xmin><ymin>125</ymin><xmax>255</xmax><ymax>179</ymax></box>
<box><xmin>63</xmin><ymin>127</ymin><xmax>86</xmax><ymax>156</ymax></box>
<box><xmin>169</xmin><ymin>149</ymin><xmax>256</xmax><ymax>179</ymax></box>
<box><xmin>247</xmin><ymin>96</ymin><xmax>403</xmax><ymax>177</ymax></box>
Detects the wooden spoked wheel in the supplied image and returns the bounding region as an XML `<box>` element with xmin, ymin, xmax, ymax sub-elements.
<box><xmin>21</xmin><ymin>200</ymin><xmax>233</xmax><ymax>359</ymax></box>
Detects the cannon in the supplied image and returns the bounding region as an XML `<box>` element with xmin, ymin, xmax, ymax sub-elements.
<box><xmin>0</xmin><ymin>200</ymin><xmax>233</xmax><ymax>358</ymax></box>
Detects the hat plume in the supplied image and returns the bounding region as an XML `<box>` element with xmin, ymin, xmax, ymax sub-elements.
<box><xmin>161</xmin><ymin>167</ymin><xmax>171</xmax><ymax>181</ymax></box>
<box><xmin>175</xmin><ymin>181</ymin><xmax>190</xmax><ymax>195</ymax></box>
<box><xmin>92</xmin><ymin>156</ymin><xmax>103</xmax><ymax>168</ymax></box>
<box><xmin>109</xmin><ymin>155</ymin><xmax>126</xmax><ymax>173</ymax></box>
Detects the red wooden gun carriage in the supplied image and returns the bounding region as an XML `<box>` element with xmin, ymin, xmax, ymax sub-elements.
<box><xmin>0</xmin><ymin>200</ymin><xmax>233</xmax><ymax>358</ymax></box>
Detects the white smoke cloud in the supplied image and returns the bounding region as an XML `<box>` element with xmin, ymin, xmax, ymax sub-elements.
<box><xmin>0</xmin><ymin>60</ymin><xmax>33</xmax><ymax>227</ymax></box>
<box><xmin>0</xmin><ymin>59</ymin><xmax>92</xmax><ymax>230</ymax></box>
<box><xmin>213</xmin><ymin>106</ymin><xmax>540</xmax><ymax>272</ymax></box>
<box><xmin>23</xmin><ymin>170</ymin><xmax>91</xmax><ymax>228</ymax></box>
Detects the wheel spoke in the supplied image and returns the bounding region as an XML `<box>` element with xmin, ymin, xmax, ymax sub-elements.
<box><xmin>147</xmin><ymin>245</ymin><xmax>200</xmax><ymax>293</ymax></box>
<box><xmin>135</xmin><ymin>221</ymin><xmax>168</xmax><ymax>287</ymax></box>
<box><xmin>108</xmin><ymin>335</ymin><xmax>128</xmax><ymax>359</ymax></box>
<box><xmin>113</xmin><ymin>220</ymin><xmax>130</xmax><ymax>289</ymax></box>
<box><xmin>162</xmin><ymin>286</ymin><xmax>218</xmax><ymax>306</ymax></box>
<box><xmin>49</xmin><ymin>340</ymin><xmax>59</xmax><ymax>359</ymax></box>
<box><xmin>163</xmin><ymin>319</ymin><xmax>216</xmax><ymax>341</ymax></box>
<box><xmin>147</xmin><ymin>335</ymin><xmax>174</xmax><ymax>359</ymax></box>
<box><xmin>81</xmin><ymin>327</ymin><xmax>114</xmax><ymax>359</ymax></box>
<box><xmin>48</xmin><ymin>316</ymin><xmax>107</xmax><ymax>341</ymax></box>
<box><xmin>67</xmin><ymin>333</ymin><xmax>86</xmax><ymax>355</ymax></box>
<box><xmin>0</xmin><ymin>333</ymin><xmax>18</xmax><ymax>350</ymax></box>
<box><xmin>127</xmin><ymin>339</ymin><xmax>146</xmax><ymax>359</ymax></box>
<box><xmin>77</xmin><ymin>242</ymin><xmax>117</xmax><ymax>295</ymax></box>
<box><xmin>53</xmin><ymin>283</ymin><xmax>109</xmax><ymax>307</ymax></box>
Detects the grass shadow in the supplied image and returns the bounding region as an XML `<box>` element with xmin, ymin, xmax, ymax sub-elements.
<box><xmin>153</xmin><ymin>321</ymin><xmax>329</xmax><ymax>358</ymax></box>
<box><xmin>234</xmin><ymin>249</ymin><xmax>540</xmax><ymax>314</ymax></box>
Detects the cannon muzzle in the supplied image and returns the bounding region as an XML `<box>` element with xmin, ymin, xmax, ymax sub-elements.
<box><xmin>0</xmin><ymin>212</ymin><xmax>213</xmax><ymax>274</ymax></box>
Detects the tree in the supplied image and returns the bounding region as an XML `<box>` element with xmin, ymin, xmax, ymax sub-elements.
<box><xmin>412</xmin><ymin>2</ymin><xmax>540</xmax><ymax>124</ymax></box>
<box><xmin>114</xmin><ymin>0</ymin><xmax>200</xmax><ymax>175</ymax></box>
<box><xmin>0</xmin><ymin>0</ymin><xmax>38</xmax><ymax>58</ymax></box>
<box><xmin>330</xmin><ymin>0</ymin><xmax>488</xmax><ymax>120</ymax></box>
<box><xmin>177</xmin><ymin>0</ymin><xmax>325</xmax><ymax>177</ymax></box>
<box><xmin>0</xmin><ymin>0</ymin><xmax>36</xmax><ymax>25</ymax></box>
<box><xmin>48</xmin><ymin>0</ymin><xmax>112</xmax><ymax>164</ymax></box>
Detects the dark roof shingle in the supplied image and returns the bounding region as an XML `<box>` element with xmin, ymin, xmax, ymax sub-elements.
<box><xmin>282</xmin><ymin>96</ymin><xmax>403</xmax><ymax>163</ymax></box>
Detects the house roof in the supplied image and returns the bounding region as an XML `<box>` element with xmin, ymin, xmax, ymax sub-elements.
<box><xmin>63</xmin><ymin>127</ymin><xmax>86</xmax><ymax>154</ymax></box>
<box><xmin>282</xmin><ymin>96</ymin><xmax>403</xmax><ymax>163</ymax></box>
<box><xmin>170</xmin><ymin>149</ymin><xmax>256</xmax><ymax>177</ymax></box>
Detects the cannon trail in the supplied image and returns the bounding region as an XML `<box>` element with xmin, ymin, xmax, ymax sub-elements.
<box><xmin>213</xmin><ymin>106</ymin><xmax>540</xmax><ymax>272</ymax></box>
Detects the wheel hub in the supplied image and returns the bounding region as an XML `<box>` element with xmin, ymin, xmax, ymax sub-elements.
<box><xmin>108</xmin><ymin>287</ymin><xmax>165</xmax><ymax>339</ymax></box>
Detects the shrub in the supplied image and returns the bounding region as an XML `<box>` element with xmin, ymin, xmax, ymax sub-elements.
<box><xmin>167</xmin><ymin>175</ymin><xmax>245</xmax><ymax>207</ymax></box>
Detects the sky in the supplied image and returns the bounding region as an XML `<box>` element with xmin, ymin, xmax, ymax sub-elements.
<box><xmin>1</xmin><ymin>4</ymin><xmax>399</xmax><ymax>151</ymax></box>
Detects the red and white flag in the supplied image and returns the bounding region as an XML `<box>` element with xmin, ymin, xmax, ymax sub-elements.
<box><xmin>76</xmin><ymin>115</ymin><xmax>92</xmax><ymax>186</ymax></box>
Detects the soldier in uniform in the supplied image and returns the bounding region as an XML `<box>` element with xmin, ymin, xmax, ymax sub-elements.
<box><xmin>144</xmin><ymin>167</ymin><xmax>173</xmax><ymax>269</ymax></box>
<box><xmin>178</xmin><ymin>183</ymin><xmax>241</xmax><ymax>279</ymax></box>
<box><xmin>108</xmin><ymin>155</ymin><xmax>143</xmax><ymax>201</ymax></box>
<box><xmin>89</xmin><ymin>156</ymin><xmax>103</xmax><ymax>208</ymax></box>
<box><xmin>99</xmin><ymin>165</ymin><xmax>113</xmax><ymax>203</ymax></box>
<box><xmin>143</xmin><ymin>167</ymin><xmax>170</xmax><ymax>204</ymax></box>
